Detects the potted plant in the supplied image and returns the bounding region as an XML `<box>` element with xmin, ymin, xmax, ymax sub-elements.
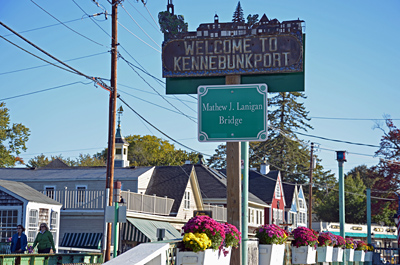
<box><xmin>354</xmin><ymin>240</ymin><xmax>367</xmax><ymax>262</ymax></box>
<box><xmin>224</xmin><ymin>223</ymin><xmax>241</xmax><ymax>248</ymax></box>
<box><xmin>254</xmin><ymin>224</ymin><xmax>288</xmax><ymax>265</ymax></box>
<box><xmin>177</xmin><ymin>215</ymin><xmax>238</xmax><ymax>265</ymax></box>
<box><xmin>332</xmin><ymin>235</ymin><xmax>345</xmax><ymax>262</ymax></box>
<box><xmin>365</xmin><ymin>243</ymin><xmax>374</xmax><ymax>262</ymax></box>
<box><xmin>345</xmin><ymin>237</ymin><xmax>356</xmax><ymax>261</ymax></box>
<box><xmin>317</xmin><ymin>232</ymin><xmax>335</xmax><ymax>262</ymax></box>
<box><xmin>291</xmin><ymin>227</ymin><xmax>318</xmax><ymax>264</ymax></box>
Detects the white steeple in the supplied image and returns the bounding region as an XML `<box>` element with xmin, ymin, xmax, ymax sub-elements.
<box><xmin>115</xmin><ymin>106</ymin><xmax>130</xmax><ymax>168</ymax></box>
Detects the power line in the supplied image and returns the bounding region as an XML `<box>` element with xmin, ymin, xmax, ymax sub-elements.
<box><xmin>0</xmin><ymin>34</ymin><xmax>78</xmax><ymax>75</ymax></box>
<box><xmin>30</xmin><ymin>0</ymin><xmax>107</xmax><ymax>48</ymax></box>
<box><xmin>119</xmin><ymin>89</ymin><xmax>197</xmax><ymax>119</ymax></box>
<box><xmin>0</xmin><ymin>81</ymin><xmax>92</xmax><ymax>101</ymax></box>
<box><xmin>0</xmin><ymin>52</ymin><xmax>108</xmax><ymax>76</ymax></box>
<box><xmin>295</xmin><ymin>131</ymin><xmax>382</xmax><ymax>148</ymax></box>
<box><xmin>117</xmin><ymin>21</ymin><xmax>161</xmax><ymax>53</ymax></box>
<box><xmin>2</xmin><ymin>17</ymin><xmax>89</xmax><ymax>37</ymax></box>
<box><xmin>0</xmin><ymin>21</ymin><xmax>111</xmax><ymax>91</ymax></box>
<box><xmin>118</xmin><ymin>96</ymin><xmax>211</xmax><ymax>157</ymax></box>
<box><xmin>119</xmin><ymin>54</ymin><xmax>196</xmax><ymax>123</ymax></box>
<box><xmin>311</xmin><ymin>116</ymin><xmax>400</xmax><ymax>121</ymax></box>
<box><xmin>120</xmin><ymin>4</ymin><xmax>161</xmax><ymax>48</ymax></box>
<box><xmin>125</xmin><ymin>0</ymin><xmax>161</xmax><ymax>33</ymax></box>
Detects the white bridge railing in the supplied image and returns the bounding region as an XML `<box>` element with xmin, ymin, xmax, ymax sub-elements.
<box><xmin>40</xmin><ymin>189</ymin><xmax>174</xmax><ymax>216</ymax></box>
<box><xmin>203</xmin><ymin>204</ymin><xmax>227</xmax><ymax>222</ymax></box>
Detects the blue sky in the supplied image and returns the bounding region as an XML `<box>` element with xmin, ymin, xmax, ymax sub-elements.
<box><xmin>0</xmin><ymin>0</ymin><xmax>399</xmax><ymax>176</ymax></box>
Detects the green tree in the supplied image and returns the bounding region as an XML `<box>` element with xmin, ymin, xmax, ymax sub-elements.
<box><xmin>207</xmin><ymin>144</ymin><xmax>226</xmax><ymax>169</ymax></box>
<box><xmin>76</xmin><ymin>153</ymin><xmax>105</xmax><ymax>166</ymax></box>
<box><xmin>0</xmin><ymin>102</ymin><xmax>30</xmax><ymax>167</ymax></box>
<box><xmin>246</xmin><ymin>14</ymin><xmax>259</xmax><ymax>27</ymax></box>
<box><xmin>315</xmin><ymin>175</ymin><xmax>366</xmax><ymax>223</ymax></box>
<box><xmin>232</xmin><ymin>1</ymin><xmax>245</xmax><ymax>23</ymax></box>
<box><xmin>26</xmin><ymin>154</ymin><xmax>51</xmax><ymax>168</ymax></box>
<box><xmin>254</xmin><ymin>92</ymin><xmax>313</xmax><ymax>182</ymax></box>
<box><xmin>158</xmin><ymin>11</ymin><xmax>188</xmax><ymax>37</ymax></box>
<box><xmin>126</xmin><ymin>135</ymin><xmax>199</xmax><ymax>166</ymax></box>
<box><xmin>26</xmin><ymin>153</ymin><xmax>105</xmax><ymax>168</ymax></box>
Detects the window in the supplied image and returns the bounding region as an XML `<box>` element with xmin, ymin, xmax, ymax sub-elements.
<box><xmin>50</xmin><ymin>211</ymin><xmax>58</xmax><ymax>240</ymax></box>
<box><xmin>115</xmin><ymin>148</ymin><xmax>122</xmax><ymax>155</ymax></box>
<box><xmin>28</xmin><ymin>209</ymin><xmax>38</xmax><ymax>242</ymax></box>
<box><xmin>50</xmin><ymin>211</ymin><xmax>58</xmax><ymax>229</ymax></box>
<box><xmin>275</xmin><ymin>181</ymin><xmax>281</xmax><ymax>198</ymax></box>
<box><xmin>0</xmin><ymin>209</ymin><xmax>19</xmax><ymax>242</ymax></box>
<box><xmin>203</xmin><ymin>31</ymin><xmax>208</xmax><ymax>36</ymax></box>
<box><xmin>123</xmin><ymin>148</ymin><xmax>127</xmax><ymax>155</ymax></box>
<box><xmin>184</xmin><ymin>191</ymin><xmax>190</xmax><ymax>209</ymax></box>
<box><xmin>44</xmin><ymin>186</ymin><xmax>55</xmax><ymax>199</ymax></box>
<box><xmin>299</xmin><ymin>199</ymin><xmax>304</xmax><ymax>209</ymax></box>
<box><xmin>76</xmin><ymin>186</ymin><xmax>87</xmax><ymax>204</ymax></box>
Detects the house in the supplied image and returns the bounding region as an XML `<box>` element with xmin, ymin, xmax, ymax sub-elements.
<box><xmin>296</xmin><ymin>185</ymin><xmax>308</xmax><ymax>227</ymax></box>
<box><xmin>283</xmin><ymin>183</ymin><xmax>298</xmax><ymax>231</ymax></box>
<box><xmin>194</xmin><ymin>163</ymin><xmax>269</xmax><ymax>233</ymax></box>
<box><xmin>0</xmin><ymin>180</ymin><xmax>62</xmax><ymax>248</ymax></box>
<box><xmin>247</xmin><ymin>162</ymin><xmax>286</xmax><ymax>226</ymax></box>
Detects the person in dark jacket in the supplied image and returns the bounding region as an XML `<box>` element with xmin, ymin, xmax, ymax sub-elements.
<box><xmin>32</xmin><ymin>223</ymin><xmax>56</xmax><ymax>253</ymax></box>
<box><xmin>11</xmin><ymin>225</ymin><xmax>28</xmax><ymax>253</ymax></box>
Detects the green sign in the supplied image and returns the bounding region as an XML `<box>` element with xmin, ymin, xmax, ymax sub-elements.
<box><xmin>198</xmin><ymin>84</ymin><xmax>267</xmax><ymax>142</ymax></box>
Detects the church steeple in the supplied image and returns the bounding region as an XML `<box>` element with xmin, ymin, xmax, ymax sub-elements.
<box><xmin>114</xmin><ymin>106</ymin><xmax>130</xmax><ymax>168</ymax></box>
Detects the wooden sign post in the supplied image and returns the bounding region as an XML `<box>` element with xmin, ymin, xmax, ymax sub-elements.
<box><xmin>226</xmin><ymin>75</ymin><xmax>242</xmax><ymax>265</ymax></box>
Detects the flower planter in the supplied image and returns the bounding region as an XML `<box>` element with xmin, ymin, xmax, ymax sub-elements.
<box><xmin>292</xmin><ymin>246</ymin><xmax>316</xmax><ymax>264</ymax></box>
<box><xmin>345</xmin><ymin>248</ymin><xmax>354</xmax><ymax>261</ymax></box>
<box><xmin>259</xmin><ymin>244</ymin><xmax>285</xmax><ymax>265</ymax></box>
<box><xmin>317</xmin><ymin>246</ymin><xmax>333</xmax><ymax>262</ymax></box>
<box><xmin>365</xmin><ymin>251</ymin><xmax>373</xmax><ymax>262</ymax></box>
<box><xmin>332</xmin><ymin>247</ymin><xmax>343</xmax><ymax>262</ymax></box>
<box><xmin>176</xmin><ymin>247</ymin><xmax>231</xmax><ymax>265</ymax></box>
<box><xmin>354</xmin><ymin>250</ymin><xmax>365</xmax><ymax>262</ymax></box>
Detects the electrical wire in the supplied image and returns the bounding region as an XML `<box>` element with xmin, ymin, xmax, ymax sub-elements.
<box><xmin>311</xmin><ymin>117</ymin><xmax>400</xmax><ymax>121</ymax></box>
<box><xmin>0</xmin><ymin>22</ymin><xmax>111</xmax><ymax>91</ymax></box>
<box><xmin>0</xmin><ymin>81</ymin><xmax>92</xmax><ymax>101</ymax></box>
<box><xmin>0</xmin><ymin>34</ymin><xmax>78</xmax><ymax>75</ymax></box>
<box><xmin>30</xmin><ymin>0</ymin><xmax>107</xmax><ymax>48</ymax></box>
<box><xmin>2</xmin><ymin>17</ymin><xmax>90</xmax><ymax>37</ymax></box>
<box><xmin>125</xmin><ymin>0</ymin><xmax>161</xmax><ymax>33</ymax></box>
<box><xmin>118</xmin><ymin>96</ymin><xmax>211</xmax><ymax>157</ymax></box>
<box><xmin>119</xmin><ymin>89</ymin><xmax>197</xmax><ymax>119</ymax></box>
<box><xmin>119</xmin><ymin>54</ymin><xmax>197</xmax><ymax>123</ymax></box>
<box><xmin>139</xmin><ymin>0</ymin><xmax>159</xmax><ymax>30</ymax></box>
<box><xmin>120</xmin><ymin>4</ymin><xmax>161</xmax><ymax>49</ymax></box>
<box><xmin>117</xmin><ymin>21</ymin><xmax>161</xmax><ymax>53</ymax></box>
<box><xmin>0</xmin><ymin>52</ymin><xmax>108</xmax><ymax>76</ymax></box>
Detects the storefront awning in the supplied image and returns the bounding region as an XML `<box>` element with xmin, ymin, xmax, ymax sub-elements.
<box><xmin>374</xmin><ymin>234</ymin><xmax>397</xmax><ymax>239</ymax></box>
<box><xmin>329</xmin><ymin>231</ymin><xmax>368</xmax><ymax>238</ymax></box>
<box><xmin>121</xmin><ymin>218</ymin><xmax>181</xmax><ymax>243</ymax></box>
<box><xmin>60</xmin><ymin>233</ymin><xmax>102</xmax><ymax>249</ymax></box>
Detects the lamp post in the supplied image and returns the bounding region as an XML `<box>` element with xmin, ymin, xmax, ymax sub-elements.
<box><xmin>336</xmin><ymin>151</ymin><xmax>346</xmax><ymax>265</ymax></box>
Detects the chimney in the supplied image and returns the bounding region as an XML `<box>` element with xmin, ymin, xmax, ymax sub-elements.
<box><xmin>260</xmin><ymin>158</ymin><xmax>270</xmax><ymax>175</ymax></box>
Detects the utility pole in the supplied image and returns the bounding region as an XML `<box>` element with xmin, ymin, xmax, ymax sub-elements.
<box><xmin>308</xmin><ymin>142</ymin><xmax>314</xmax><ymax>229</ymax></box>
<box><xmin>105</xmin><ymin>0</ymin><xmax>119</xmax><ymax>261</ymax></box>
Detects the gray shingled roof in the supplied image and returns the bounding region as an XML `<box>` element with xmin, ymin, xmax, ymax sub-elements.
<box><xmin>282</xmin><ymin>183</ymin><xmax>295</xmax><ymax>209</ymax></box>
<box><xmin>145</xmin><ymin>165</ymin><xmax>193</xmax><ymax>216</ymax></box>
<box><xmin>0</xmin><ymin>167</ymin><xmax>153</xmax><ymax>182</ymax></box>
<box><xmin>248</xmin><ymin>170</ymin><xmax>279</xmax><ymax>204</ymax></box>
<box><xmin>217</xmin><ymin>168</ymin><xmax>269</xmax><ymax>206</ymax></box>
<box><xmin>0</xmin><ymin>180</ymin><xmax>61</xmax><ymax>205</ymax></box>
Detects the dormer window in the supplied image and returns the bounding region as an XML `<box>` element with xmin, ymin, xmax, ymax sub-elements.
<box><xmin>275</xmin><ymin>180</ymin><xmax>281</xmax><ymax>198</ymax></box>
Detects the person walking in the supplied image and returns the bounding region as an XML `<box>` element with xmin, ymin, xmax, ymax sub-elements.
<box><xmin>10</xmin><ymin>225</ymin><xmax>28</xmax><ymax>253</ymax></box>
<box><xmin>32</xmin><ymin>223</ymin><xmax>56</xmax><ymax>254</ymax></box>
